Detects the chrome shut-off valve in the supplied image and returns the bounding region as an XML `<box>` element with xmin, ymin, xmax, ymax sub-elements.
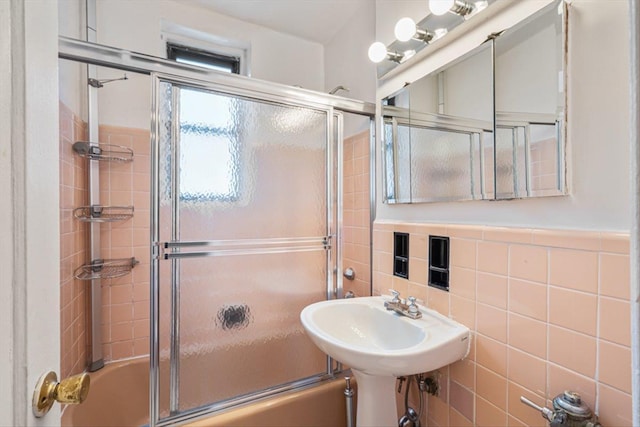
<box><xmin>520</xmin><ymin>391</ymin><xmax>601</xmax><ymax>427</ymax></box>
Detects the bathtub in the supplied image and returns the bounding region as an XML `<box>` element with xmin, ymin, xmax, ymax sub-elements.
<box><xmin>61</xmin><ymin>358</ymin><xmax>149</xmax><ymax>427</ymax></box>
<box><xmin>62</xmin><ymin>356</ymin><xmax>351</xmax><ymax>427</ymax></box>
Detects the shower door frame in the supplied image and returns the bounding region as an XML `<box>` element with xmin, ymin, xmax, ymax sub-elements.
<box><xmin>57</xmin><ymin>36</ymin><xmax>376</xmax><ymax>427</ymax></box>
<box><xmin>151</xmin><ymin>72</ymin><xmax>342</xmax><ymax>426</ymax></box>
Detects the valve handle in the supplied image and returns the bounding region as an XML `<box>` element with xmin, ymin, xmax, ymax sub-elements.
<box><xmin>407</xmin><ymin>296</ymin><xmax>419</xmax><ymax>313</ymax></box>
<box><xmin>520</xmin><ymin>396</ymin><xmax>555</xmax><ymax>422</ymax></box>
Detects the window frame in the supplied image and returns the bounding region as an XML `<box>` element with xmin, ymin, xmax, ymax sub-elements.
<box><xmin>167</xmin><ymin>42</ymin><xmax>241</xmax><ymax>74</ymax></box>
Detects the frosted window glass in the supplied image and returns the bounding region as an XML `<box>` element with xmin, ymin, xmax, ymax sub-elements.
<box><xmin>158</xmin><ymin>83</ymin><xmax>331</xmax><ymax>241</ymax></box>
<box><xmin>179</xmin><ymin>89</ymin><xmax>239</xmax><ymax>201</ymax></box>
<box><xmin>168</xmin><ymin>88</ymin><xmax>328</xmax><ymax>241</ymax></box>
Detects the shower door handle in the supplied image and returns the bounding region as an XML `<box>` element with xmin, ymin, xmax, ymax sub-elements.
<box><xmin>159</xmin><ymin>237</ymin><xmax>331</xmax><ymax>260</ymax></box>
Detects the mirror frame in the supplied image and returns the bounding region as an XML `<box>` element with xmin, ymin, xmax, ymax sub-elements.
<box><xmin>381</xmin><ymin>0</ymin><xmax>568</xmax><ymax>204</ymax></box>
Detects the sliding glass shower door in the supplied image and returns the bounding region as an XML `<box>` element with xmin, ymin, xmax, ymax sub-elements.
<box><xmin>151</xmin><ymin>75</ymin><xmax>338</xmax><ymax>425</ymax></box>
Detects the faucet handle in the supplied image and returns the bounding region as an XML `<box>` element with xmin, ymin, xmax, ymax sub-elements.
<box><xmin>389</xmin><ymin>289</ymin><xmax>401</xmax><ymax>302</ymax></box>
<box><xmin>520</xmin><ymin>396</ymin><xmax>556</xmax><ymax>423</ymax></box>
<box><xmin>407</xmin><ymin>296</ymin><xmax>419</xmax><ymax>313</ymax></box>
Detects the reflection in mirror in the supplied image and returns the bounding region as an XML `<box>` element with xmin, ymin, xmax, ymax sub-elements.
<box><xmin>382</xmin><ymin>87</ymin><xmax>412</xmax><ymax>203</ymax></box>
<box><xmin>382</xmin><ymin>0</ymin><xmax>566</xmax><ymax>204</ymax></box>
<box><xmin>494</xmin><ymin>0</ymin><xmax>566</xmax><ymax>198</ymax></box>
<box><xmin>382</xmin><ymin>41</ymin><xmax>493</xmax><ymax>203</ymax></box>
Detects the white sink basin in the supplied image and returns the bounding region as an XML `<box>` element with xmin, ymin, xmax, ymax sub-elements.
<box><xmin>300</xmin><ymin>296</ymin><xmax>470</xmax><ymax>426</ymax></box>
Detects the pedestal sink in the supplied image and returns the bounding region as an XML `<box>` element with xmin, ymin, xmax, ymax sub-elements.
<box><xmin>300</xmin><ymin>296</ymin><xmax>470</xmax><ymax>427</ymax></box>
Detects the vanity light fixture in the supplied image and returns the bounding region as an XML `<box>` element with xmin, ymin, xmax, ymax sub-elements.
<box><xmin>368</xmin><ymin>42</ymin><xmax>404</xmax><ymax>63</ymax></box>
<box><xmin>394</xmin><ymin>17</ymin><xmax>449</xmax><ymax>44</ymax></box>
<box><xmin>428</xmin><ymin>0</ymin><xmax>488</xmax><ymax>18</ymax></box>
<box><xmin>395</xmin><ymin>17</ymin><xmax>433</xmax><ymax>42</ymax></box>
<box><xmin>373</xmin><ymin>0</ymin><xmax>494</xmax><ymax>75</ymax></box>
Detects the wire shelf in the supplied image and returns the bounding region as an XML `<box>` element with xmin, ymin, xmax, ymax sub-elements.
<box><xmin>72</xmin><ymin>141</ymin><xmax>134</xmax><ymax>163</ymax></box>
<box><xmin>74</xmin><ymin>257</ymin><xmax>139</xmax><ymax>281</ymax></box>
<box><xmin>73</xmin><ymin>205</ymin><xmax>134</xmax><ymax>223</ymax></box>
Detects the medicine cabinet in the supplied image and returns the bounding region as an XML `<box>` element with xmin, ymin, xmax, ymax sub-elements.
<box><xmin>383</xmin><ymin>0</ymin><xmax>566</xmax><ymax>204</ymax></box>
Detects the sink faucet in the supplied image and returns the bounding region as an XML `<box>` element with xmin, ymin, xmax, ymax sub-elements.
<box><xmin>384</xmin><ymin>290</ymin><xmax>422</xmax><ymax>319</ymax></box>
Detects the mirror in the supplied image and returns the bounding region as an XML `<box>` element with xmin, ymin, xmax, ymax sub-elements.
<box><xmin>494</xmin><ymin>1</ymin><xmax>565</xmax><ymax>198</ymax></box>
<box><xmin>382</xmin><ymin>85</ymin><xmax>412</xmax><ymax>203</ymax></box>
<box><xmin>383</xmin><ymin>0</ymin><xmax>566</xmax><ymax>203</ymax></box>
<box><xmin>383</xmin><ymin>41</ymin><xmax>493</xmax><ymax>203</ymax></box>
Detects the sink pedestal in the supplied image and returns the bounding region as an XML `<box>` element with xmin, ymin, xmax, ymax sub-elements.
<box><xmin>351</xmin><ymin>370</ymin><xmax>398</xmax><ymax>427</ymax></box>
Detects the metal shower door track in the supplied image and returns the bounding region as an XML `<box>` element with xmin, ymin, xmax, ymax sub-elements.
<box><xmin>58</xmin><ymin>37</ymin><xmax>376</xmax><ymax>117</ymax></box>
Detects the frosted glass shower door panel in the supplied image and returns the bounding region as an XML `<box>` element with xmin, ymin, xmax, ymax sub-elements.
<box><xmin>153</xmin><ymin>77</ymin><xmax>335</xmax><ymax>424</ymax></box>
<box><xmin>174</xmin><ymin>252</ymin><xmax>328</xmax><ymax>412</ymax></box>
<box><xmin>175</xmin><ymin>87</ymin><xmax>328</xmax><ymax>241</ymax></box>
<box><xmin>385</xmin><ymin>122</ymin><xmax>412</xmax><ymax>203</ymax></box>
<box><xmin>495</xmin><ymin>126</ymin><xmax>527</xmax><ymax>198</ymax></box>
<box><xmin>409</xmin><ymin>126</ymin><xmax>481</xmax><ymax>202</ymax></box>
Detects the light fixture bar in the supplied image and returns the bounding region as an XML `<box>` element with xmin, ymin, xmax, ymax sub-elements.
<box><xmin>386</xmin><ymin>51</ymin><xmax>405</xmax><ymax>63</ymax></box>
<box><xmin>395</xmin><ymin>17</ymin><xmax>436</xmax><ymax>43</ymax></box>
<box><xmin>450</xmin><ymin>0</ymin><xmax>474</xmax><ymax>16</ymax></box>
<box><xmin>429</xmin><ymin>0</ymin><xmax>477</xmax><ymax>17</ymax></box>
<box><xmin>413</xmin><ymin>28</ymin><xmax>435</xmax><ymax>43</ymax></box>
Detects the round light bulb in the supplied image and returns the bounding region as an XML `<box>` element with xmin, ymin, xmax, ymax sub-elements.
<box><xmin>429</xmin><ymin>0</ymin><xmax>455</xmax><ymax>15</ymax></box>
<box><xmin>394</xmin><ymin>17</ymin><xmax>417</xmax><ymax>42</ymax></box>
<box><xmin>368</xmin><ymin>42</ymin><xmax>388</xmax><ymax>63</ymax></box>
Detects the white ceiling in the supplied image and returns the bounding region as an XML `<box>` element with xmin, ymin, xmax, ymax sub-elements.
<box><xmin>185</xmin><ymin>0</ymin><xmax>370</xmax><ymax>45</ymax></box>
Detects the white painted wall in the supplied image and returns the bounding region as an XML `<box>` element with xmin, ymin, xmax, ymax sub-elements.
<box><xmin>375</xmin><ymin>0</ymin><xmax>631</xmax><ymax>232</ymax></box>
<box><xmin>58</xmin><ymin>0</ymin><xmax>87</xmax><ymax>119</ymax></box>
<box><xmin>324</xmin><ymin>1</ymin><xmax>376</xmax><ymax>104</ymax></box>
<box><xmin>95</xmin><ymin>0</ymin><xmax>325</xmax><ymax>129</ymax></box>
<box><xmin>324</xmin><ymin>0</ymin><xmax>377</xmax><ymax>136</ymax></box>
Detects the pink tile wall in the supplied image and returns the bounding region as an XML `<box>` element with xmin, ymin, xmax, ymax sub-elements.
<box><xmin>60</xmin><ymin>115</ymin><xmax>150</xmax><ymax>368</ymax></box>
<box><xmin>59</xmin><ymin>102</ymin><xmax>89</xmax><ymax>379</ymax></box>
<box><xmin>530</xmin><ymin>138</ymin><xmax>560</xmax><ymax>194</ymax></box>
<box><xmin>61</xmin><ymin>121</ymin><xmax>368</xmax><ymax>368</ymax></box>
<box><xmin>343</xmin><ymin>131</ymin><xmax>371</xmax><ymax>297</ymax></box>
<box><xmin>98</xmin><ymin>125</ymin><xmax>151</xmax><ymax>361</ymax></box>
<box><xmin>373</xmin><ymin>222</ymin><xmax>631</xmax><ymax>427</ymax></box>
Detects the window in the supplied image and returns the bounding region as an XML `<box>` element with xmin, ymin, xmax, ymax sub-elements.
<box><xmin>166</xmin><ymin>43</ymin><xmax>242</xmax><ymax>203</ymax></box>
<box><xmin>167</xmin><ymin>42</ymin><xmax>240</xmax><ymax>74</ymax></box>
<box><xmin>178</xmin><ymin>88</ymin><xmax>240</xmax><ymax>202</ymax></box>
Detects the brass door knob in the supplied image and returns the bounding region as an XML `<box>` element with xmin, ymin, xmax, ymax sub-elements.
<box><xmin>32</xmin><ymin>371</ymin><xmax>90</xmax><ymax>417</ymax></box>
